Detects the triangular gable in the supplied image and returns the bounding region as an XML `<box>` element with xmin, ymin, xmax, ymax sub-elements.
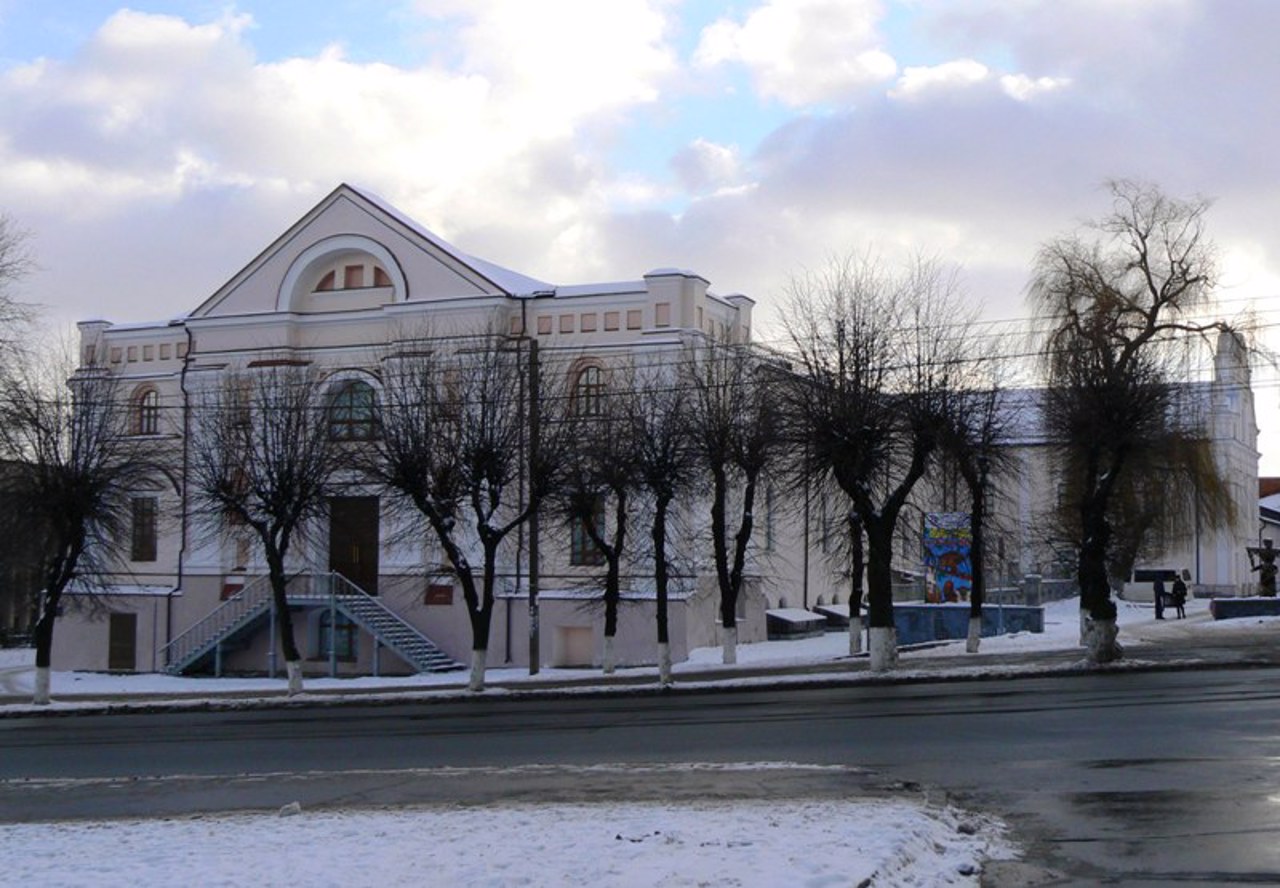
<box><xmin>189</xmin><ymin>184</ymin><xmax>551</xmax><ymax>319</ymax></box>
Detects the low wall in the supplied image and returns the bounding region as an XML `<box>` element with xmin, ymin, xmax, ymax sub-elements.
<box><xmin>1210</xmin><ymin>597</ymin><xmax>1280</xmax><ymax>620</ymax></box>
<box><xmin>766</xmin><ymin>608</ymin><xmax>826</xmax><ymax>640</ymax></box>
<box><xmin>894</xmin><ymin>603</ymin><xmax>1043</xmax><ymax>646</ymax></box>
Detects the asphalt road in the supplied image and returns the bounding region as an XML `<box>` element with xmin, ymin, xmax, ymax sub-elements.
<box><xmin>3</xmin><ymin>667</ymin><xmax>1280</xmax><ymax>885</ymax></box>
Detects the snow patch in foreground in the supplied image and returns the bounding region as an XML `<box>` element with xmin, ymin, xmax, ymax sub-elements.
<box><xmin>0</xmin><ymin>797</ymin><xmax>1015</xmax><ymax>887</ymax></box>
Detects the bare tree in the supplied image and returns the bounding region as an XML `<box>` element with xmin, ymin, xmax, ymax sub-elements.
<box><xmin>1030</xmin><ymin>180</ymin><xmax>1230</xmax><ymax>663</ymax></box>
<box><xmin>558</xmin><ymin>366</ymin><xmax>640</xmax><ymax>674</ymax></box>
<box><xmin>688</xmin><ymin>342</ymin><xmax>784</xmax><ymax>665</ymax></box>
<box><xmin>187</xmin><ymin>362</ymin><xmax>339</xmax><ymax>695</ymax></box>
<box><xmin>0</xmin><ymin>213</ymin><xmax>35</xmax><ymax>369</ymax></box>
<box><xmin>368</xmin><ymin>333</ymin><xmax>565</xmax><ymax>691</ymax></box>
<box><xmin>937</xmin><ymin>380</ymin><xmax>1014</xmax><ymax>653</ymax></box>
<box><xmin>782</xmin><ymin>254</ymin><xmax>971</xmax><ymax>671</ymax></box>
<box><xmin>0</xmin><ymin>214</ymin><xmax>37</xmax><ymax>638</ymax></box>
<box><xmin>1104</xmin><ymin>424</ymin><xmax>1233</xmax><ymax>585</ymax></box>
<box><xmin>0</xmin><ymin>349</ymin><xmax>161</xmax><ymax>703</ymax></box>
<box><xmin>630</xmin><ymin>358</ymin><xmax>696</xmax><ymax>684</ymax></box>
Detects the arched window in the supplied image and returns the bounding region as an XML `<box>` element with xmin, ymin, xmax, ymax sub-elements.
<box><xmin>571</xmin><ymin>365</ymin><xmax>605</xmax><ymax>417</ymax></box>
<box><xmin>328</xmin><ymin>379</ymin><xmax>379</xmax><ymax>441</ymax></box>
<box><xmin>311</xmin><ymin>259</ymin><xmax>393</xmax><ymax>293</ymax></box>
<box><xmin>134</xmin><ymin>388</ymin><xmax>159</xmax><ymax>436</ymax></box>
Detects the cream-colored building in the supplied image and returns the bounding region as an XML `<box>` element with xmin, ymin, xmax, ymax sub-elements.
<box><xmin>57</xmin><ymin>185</ymin><xmax>1261</xmax><ymax>675</ymax></box>
<box><xmin>59</xmin><ymin>184</ymin><xmax>774</xmax><ymax>676</ymax></box>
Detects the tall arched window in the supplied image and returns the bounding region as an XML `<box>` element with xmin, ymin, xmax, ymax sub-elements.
<box><xmin>571</xmin><ymin>365</ymin><xmax>605</xmax><ymax>417</ymax></box>
<box><xmin>134</xmin><ymin>388</ymin><xmax>159</xmax><ymax>436</ymax></box>
<box><xmin>328</xmin><ymin>379</ymin><xmax>379</xmax><ymax>441</ymax></box>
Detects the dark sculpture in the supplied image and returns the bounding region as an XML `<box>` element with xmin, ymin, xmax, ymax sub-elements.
<box><xmin>1248</xmin><ymin>538</ymin><xmax>1278</xmax><ymax>597</ymax></box>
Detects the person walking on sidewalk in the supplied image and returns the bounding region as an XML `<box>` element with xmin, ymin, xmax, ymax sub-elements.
<box><xmin>1153</xmin><ymin>576</ymin><xmax>1167</xmax><ymax>620</ymax></box>
<box><xmin>1171</xmin><ymin>573</ymin><xmax>1188</xmax><ymax>619</ymax></box>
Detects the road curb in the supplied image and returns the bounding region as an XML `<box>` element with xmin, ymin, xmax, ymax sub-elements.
<box><xmin>1</xmin><ymin>650</ymin><xmax>1273</xmax><ymax>718</ymax></box>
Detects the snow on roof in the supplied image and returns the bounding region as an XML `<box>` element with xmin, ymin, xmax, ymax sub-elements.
<box><xmin>996</xmin><ymin>389</ymin><xmax>1049</xmax><ymax>447</ymax></box>
<box><xmin>996</xmin><ymin>380</ymin><xmax>1220</xmax><ymax>450</ymax></box>
<box><xmin>348</xmin><ymin>183</ymin><xmax>554</xmax><ymax>297</ymax></box>
<box><xmin>554</xmin><ymin>280</ymin><xmax>647</xmax><ymax>298</ymax></box>
<box><xmin>766</xmin><ymin>608</ymin><xmax>826</xmax><ymax>624</ymax></box>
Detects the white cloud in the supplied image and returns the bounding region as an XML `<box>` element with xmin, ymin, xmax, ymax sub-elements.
<box><xmin>670</xmin><ymin>138</ymin><xmax>742</xmax><ymax>192</ymax></box>
<box><xmin>889</xmin><ymin>58</ymin><xmax>990</xmax><ymax>101</ymax></box>
<box><xmin>999</xmin><ymin>73</ymin><xmax>1070</xmax><ymax>101</ymax></box>
<box><xmin>416</xmin><ymin>0</ymin><xmax>675</xmax><ymax>128</ymax></box>
<box><xmin>0</xmin><ymin>5</ymin><xmax>681</xmax><ymax>322</ymax></box>
<box><xmin>693</xmin><ymin>0</ymin><xmax>896</xmax><ymax>106</ymax></box>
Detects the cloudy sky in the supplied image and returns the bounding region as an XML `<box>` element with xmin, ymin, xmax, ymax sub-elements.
<box><xmin>2</xmin><ymin>1</ymin><xmax>1278</xmax><ymax>463</ymax></box>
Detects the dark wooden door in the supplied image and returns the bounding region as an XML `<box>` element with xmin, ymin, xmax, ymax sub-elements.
<box><xmin>329</xmin><ymin>496</ymin><xmax>379</xmax><ymax>594</ymax></box>
<box><xmin>107</xmin><ymin>613</ymin><xmax>137</xmax><ymax>672</ymax></box>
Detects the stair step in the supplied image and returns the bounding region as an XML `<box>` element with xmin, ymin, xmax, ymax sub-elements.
<box><xmin>167</xmin><ymin>578</ymin><xmax>462</xmax><ymax>675</ymax></box>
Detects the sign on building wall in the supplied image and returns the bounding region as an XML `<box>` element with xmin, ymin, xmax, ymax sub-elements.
<box><xmin>923</xmin><ymin>512</ymin><xmax>972</xmax><ymax>603</ymax></box>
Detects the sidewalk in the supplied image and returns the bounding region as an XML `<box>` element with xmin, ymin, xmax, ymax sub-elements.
<box><xmin>3</xmin><ymin>598</ymin><xmax>1277</xmax><ymax>715</ymax></box>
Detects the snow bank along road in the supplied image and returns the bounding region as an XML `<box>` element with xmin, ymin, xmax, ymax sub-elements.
<box><xmin>0</xmin><ymin>763</ymin><xmax>1017</xmax><ymax>887</ymax></box>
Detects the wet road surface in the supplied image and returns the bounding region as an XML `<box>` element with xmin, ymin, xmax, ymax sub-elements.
<box><xmin>2</xmin><ymin>667</ymin><xmax>1279</xmax><ymax>884</ymax></box>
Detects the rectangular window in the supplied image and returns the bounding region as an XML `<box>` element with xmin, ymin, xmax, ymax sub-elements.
<box><xmin>537</xmin><ymin>316</ymin><xmax>553</xmax><ymax>335</ymax></box>
<box><xmin>626</xmin><ymin>309</ymin><xmax>642</xmax><ymax>330</ymax></box>
<box><xmin>570</xmin><ymin>499</ymin><xmax>606</xmax><ymax>566</ymax></box>
<box><xmin>580</xmin><ymin>313</ymin><xmax>598</xmax><ymax>332</ymax></box>
<box><xmin>424</xmin><ymin>584</ymin><xmax>454</xmax><ymax>606</ymax></box>
<box><xmin>344</xmin><ymin>265</ymin><xmax>365</xmax><ymax>288</ymax></box>
<box><xmin>604</xmin><ymin>311</ymin><xmax>620</xmax><ymax>331</ymax></box>
<box><xmin>83</xmin><ymin>346</ymin><xmax>95</xmax><ymax>365</ymax></box>
<box><xmin>130</xmin><ymin>497</ymin><xmax>157</xmax><ymax>562</ymax></box>
<box><xmin>142</xmin><ymin>345</ymin><xmax>154</xmax><ymax>361</ymax></box>
<box><xmin>559</xmin><ymin>314</ymin><xmax>575</xmax><ymax>334</ymax></box>
<box><xmin>110</xmin><ymin>347</ymin><xmax>123</xmax><ymax>364</ymax></box>
<box><xmin>655</xmin><ymin>303</ymin><xmax>671</xmax><ymax>327</ymax></box>
<box><xmin>176</xmin><ymin>341</ymin><xmax>188</xmax><ymax>358</ymax></box>
<box><xmin>126</xmin><ymin>346</ymin><xmax>138</xmax><ymax>362</ymax></box>
<box><xmin>159</xmin><ymin>344</ymin><xmax>171</xmax><ymax>360</ymax></box>
<box><xmin>318</xmin><ymin>612</ymin><xmax>357</xmax><ymax>660</ymax></box>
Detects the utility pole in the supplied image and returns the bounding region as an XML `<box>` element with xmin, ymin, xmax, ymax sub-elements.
<box><xmin>528</xmin><ymin>338</ymin><xmax>541</xmax><ymax>674</ymax></box>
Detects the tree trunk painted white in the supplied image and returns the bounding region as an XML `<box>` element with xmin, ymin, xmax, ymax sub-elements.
<box><xmin>722</xmin><ymin>626</ymin><xmax>738</xmax><ymax>665</ymax></box>
<box><xmin>602</xmin><ymin>635</ymin><xmax>616</xmax><ymax>674</ymax></box>
<box><xmin>658</xmin><ymin>642</ymin><xmax>672</xmax><ymax>687</ymax></box>
<box><xmin>966</xmin><ymin>615</ymin><xmax>982</xmax><ymax>653</ymax></box>
<box><xmin>869</xmin><ymin>626</ymin><xmax>897</xmax><ymax>672</ymax></box>
<box><xmin>848</xmin><ymin>617</ymin><xmax>863</xmax><ymax>656</ymax></box>
<box><xmin>469</xmin><ymin>649</ymin><xmax>487</xmax><ymax>692</ymax></box>
<box><xmin>1079</xmin><ymin>609</ymin><xmax>1089</xmax><ymax>646</ymax></box>
<box><xmin>285</xmin><ymin>660</ymin><xmax>303</xmax><ymax>696</ymax></box>
<box><xmin>33</xmin><ymin>666</ymin><xmax>51</xmax><ymax>705</ymax></box>
<box><xmin>1085</xmin><ymin>617</ymin><xmax>1123</xmax><ymax>664</ymax></box>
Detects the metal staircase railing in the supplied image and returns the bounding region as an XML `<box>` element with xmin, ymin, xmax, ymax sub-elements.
<box><xmin>162</xmin><ymin>574</ymin><xmax>274</xmax><ymax>675</ymax></box>
<box><xmin>162</xmin><ymin>572</ymin><xmax>461</xmax><ymax>675</ymax></box>
<box><xmin>306</xmin><ymin>573</ymin><xmax>461</xmax><ymax>673</ymax></box>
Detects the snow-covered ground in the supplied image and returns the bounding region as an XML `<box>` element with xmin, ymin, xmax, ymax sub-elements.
<box><xmin>0</xmin><ymin>779</ymin><xmax>1015</xmax><ymax>887</ymax></box>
